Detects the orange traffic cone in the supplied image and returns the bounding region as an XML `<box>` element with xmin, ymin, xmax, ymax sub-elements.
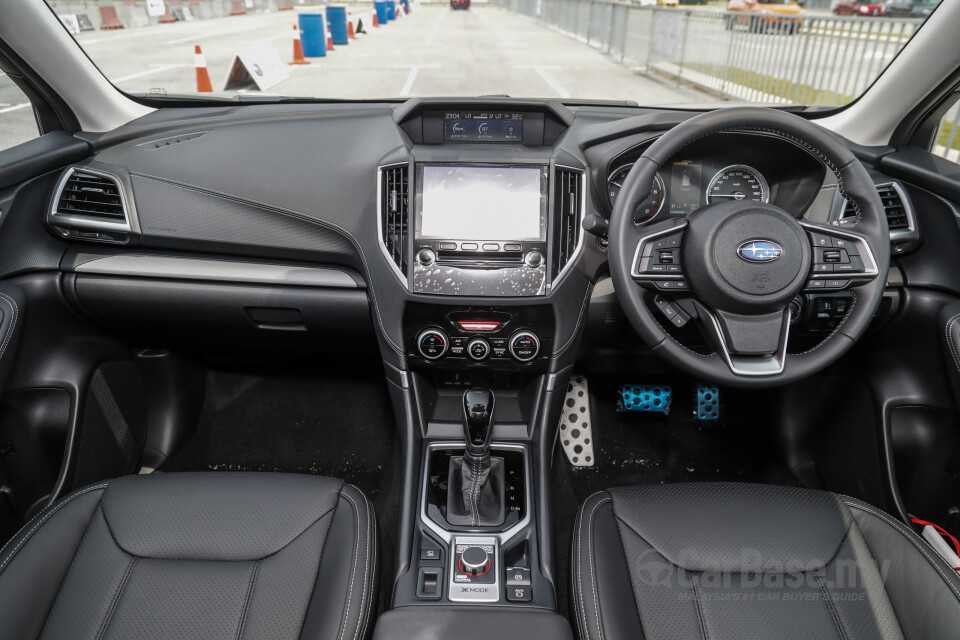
<box><xmin>326</xmin><ymin>25</ymin><xmax>334</xmax><ymax>52</ymax></box>
<box><xmin>347</xmin><ymin>12</ymin><xmax>357</xmax><ymax>39</ymax></box>
<box><xmin>289</xmin><ymin>25</ymin><xmax>310</xmax><ymax>65</ymax></box>
<box><xmin>372</xmin><ymin>11</ymin><xmax>379</xmax><ymax>27</ymax></box>
<box><xmin>194</xmin><ymin>45</ymin><xmax>213</xmax><ymax>93</ymax></box>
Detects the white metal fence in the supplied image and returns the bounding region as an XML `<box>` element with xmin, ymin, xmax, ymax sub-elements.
<box><xmin>494</xmin><ymin>0</ymin><xmax>923</xmax><ymax>107</ymax></box>
<box><xmin>493</xmin><ymin>0</ymin><xmax>960</xmax><ymax>162</ymax></box>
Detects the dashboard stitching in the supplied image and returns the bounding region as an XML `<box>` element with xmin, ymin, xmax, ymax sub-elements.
<box><xmin>944</xmin><ymin>312</ymin><xmax>960</xmax><ymax>373</ymax></box>
<box><xmin>127</xmin><ymin>172</ymin><xmax>405</xmax><ymax>359</ymax></box>
<box><xmin>0</xmin><ymin>292</ymin><xmax>20</xmax><ymax>364</ymax></box>
<box><xmin>551</xmin><ymin>283</ymin><xmax>593</xmax><ymax>367</ymax></box>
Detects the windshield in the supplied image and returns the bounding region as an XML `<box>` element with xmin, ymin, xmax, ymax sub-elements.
<box><xmin>46</xmin><ymin>0</ymin><xmax>938</xmax><ymax>108</ymax></box>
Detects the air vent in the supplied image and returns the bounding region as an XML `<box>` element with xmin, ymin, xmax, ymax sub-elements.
<box><xmin>49</xmin><ymin>168</ymin><xmax>131</xmax><ymax>243</ymax></box>
<box><xmin>380</xmin><ymin>165</ymin><xmax>409</xmax><ymax>278</ymax></box>
<box><xmin>840</xmin><ymin>181</ymin><xmax>918</xmax><ymax>252</ymax></box>
<box><xmin>877</xmin><ymin>183</ymin><xmax>909</xmax><ymax>230</ymax></box>
<box><xmin>552</xmin><ymin>167</ymin><xmax>584</xmax><ymax>278</ymax></box>
<box><xmin>56</xmin><ymin>170</ymin><xmax>125</xmax><ymax>221</ymax></box>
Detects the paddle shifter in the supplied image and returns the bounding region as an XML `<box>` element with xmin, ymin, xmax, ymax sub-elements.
<box><xmin>446</xmin><ymin>388</ymin><xmax>506</xmax><ymax>527</ymax></box>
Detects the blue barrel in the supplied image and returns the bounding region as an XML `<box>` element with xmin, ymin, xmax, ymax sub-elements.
<box><xmin>325</xmin><ymin>6</ymin><xmax>349</xmax><ymax>45</ymax></box>
<box><xmin>374</xmin><ymin>1</ymin><xmax>388</xmax><ymax>25</ymax></box>
<box><xmin>298</xmin><ymin>13</ymin><xmax>326</xmax><ymax>58</ymax></box>
<box><xmin>386</xmin><ymin>0</ymin><xmax>396</xmax><ymax>21</ymax></box>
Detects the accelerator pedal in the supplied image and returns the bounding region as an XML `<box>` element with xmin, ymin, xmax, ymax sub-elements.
<box><xmin>617</xmin><ymin>385</ymin><xmax>672</xmax><ymax>415</ymax></box>
<box><xmin>696</xmin><ymin>383</ymin><xmax>721</xmax><ymax>424</ymax></box>
<box><xmin>559</xmin><ymin>376</ymin><xmax>594</xmax><ymax>467</ymax></box>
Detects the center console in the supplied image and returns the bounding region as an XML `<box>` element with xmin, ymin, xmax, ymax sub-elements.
<box><xmin>378</xmin><ymin>101</ymin><xmax>587</xmax><ymax>639</ymax></box>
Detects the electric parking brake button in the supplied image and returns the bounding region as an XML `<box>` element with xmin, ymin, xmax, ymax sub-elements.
<box><xmin>505</xmin><ymin>567</ymin><xmax>531</xmax><ymax>586</ymax></box>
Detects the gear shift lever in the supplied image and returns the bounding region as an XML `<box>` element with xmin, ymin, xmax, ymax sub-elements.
<box><xmin>446</xmin><ymin>388</ymin><xmax>506</xmax><ymax>528</ymax></box>
<box><xmin>463</xmin><ymin>388</ymin><xmax>494</xmax><ymax>459</ymax></box>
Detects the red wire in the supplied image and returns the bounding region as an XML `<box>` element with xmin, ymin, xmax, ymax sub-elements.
<box><xmin>912</xmin><ymin>518</ymin><xmax>960</xmax><ymax>564</ymax></box>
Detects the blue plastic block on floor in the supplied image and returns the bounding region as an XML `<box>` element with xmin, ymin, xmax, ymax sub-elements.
<box><xmin>617</xmin><ymin>385</ymin><xmax>672</xmax><ymax>415</ymax></box>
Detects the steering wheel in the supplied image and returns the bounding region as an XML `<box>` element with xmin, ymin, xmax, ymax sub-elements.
<box><xmin>608</xmin><ymin>107</ymin><xmax>890</xmax><ymax>388</ymax></box>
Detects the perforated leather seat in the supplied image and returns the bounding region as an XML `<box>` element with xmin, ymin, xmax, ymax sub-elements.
<box><xmin>572</xmin><ymin>483</ymin><xmax>960</xmax><ymax>639</ymax></box>
<box><xmin>0</xmin><ymin>472</ymin><xmax>377</xmax><ymax>640</ymax></box>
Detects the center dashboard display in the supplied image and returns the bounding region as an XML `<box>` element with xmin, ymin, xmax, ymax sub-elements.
<box><xmin>417</xmin><ymin>165</ymin><xmax>547</xmax><ymax>242</ymax></box>
<box><xmin>443</xmin><ymin>112</ymin><xmax>524</xmax><ymax>142</ymax></box>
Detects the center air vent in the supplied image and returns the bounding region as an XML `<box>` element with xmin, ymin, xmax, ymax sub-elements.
<box><xmin>49</xmin><ymin>168</ymin><xmax>131</xmax><ymax>243</ymax></box>
<box><xmin>380</xmin><ymin>165</ymin><xmax>409</xmax><ymax>278</ymax></box>
<box><xmin>552</xmin><ymin>167</ymin><xmax>584</xmax><ymax>279</ymax></box>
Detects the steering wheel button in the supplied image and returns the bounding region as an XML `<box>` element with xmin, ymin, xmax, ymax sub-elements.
<box><xmin>824</xmin><ymin>279</ymin><xmax>850</xmax><ymax>289</ymax></box>
<box><xmin>813</xmin><ymin>264</ymin><xmax>834</xmax><ymax>273</ymax></box>
<box><xmin>666</xmin><ymin>264</ymin><xmax>683</xmax><ymax>273</ymax></box>
<box><xmin>835</xmin><ymin>257</ymin><xmax>864</xmax><ymax>273</ymax></box>
<box><xmin>809</xmin><ymin>232</ymin><xmax>833</xmax><ymax>248</ymax></box>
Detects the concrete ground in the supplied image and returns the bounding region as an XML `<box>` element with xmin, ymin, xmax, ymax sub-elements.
<box><xmin>1</xmin><ymin>3</ymin><xmax>709</xmax><ymax>150</ymax></box>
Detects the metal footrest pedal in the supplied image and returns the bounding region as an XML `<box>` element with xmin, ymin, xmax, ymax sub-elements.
<box><xmin>559</xmin><ymin>376</ymin><xmax>594</xmax><ymax>467</ymax></box>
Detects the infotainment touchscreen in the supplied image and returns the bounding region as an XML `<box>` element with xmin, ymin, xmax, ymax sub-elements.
<box><xmin>417</xmin><ymin>165</ymin><xmax>547</xmax><ymax>242</ymax></box>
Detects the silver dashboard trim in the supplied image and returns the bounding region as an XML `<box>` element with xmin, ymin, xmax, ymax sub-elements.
<box><xmin>550</xmin><ymin>164</ymin><xmax>588</xmax><ymax>291</ymax></box>
<box><xmin>73</xmin><ymin>254</ymin><xmax>360</xmax><ymax>288</ymax></box>
<box><xmin>376</xmin><ymin>163</ymin><xmax>410</xmax><ymax>287</ymax></box>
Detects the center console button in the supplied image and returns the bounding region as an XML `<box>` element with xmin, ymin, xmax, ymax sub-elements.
<box><xmin>483</xmin><ymin>243</ymin><xmax>500</xmax><ymax>251</ymax></box>
<box><xmin>467</xmin><ymin>337</ymin><xmax>491</xmax><ymax>361</ymax></box>
<box><xmin>504</xmin><ymin>243</ymin><xmax>522</xmax><ymax>252</ymax></box>
<box><xmin>417</xmin><ymin>329</ymin><xmax>448</xmax><ymax>360</ymax></box>
<box><xmin>524</xmin><ymin>251</ymin><xmax>543</xmax><ymax>268</ymax></box>
<box><xmin>461</xmin><ymin>242</ymin><xmax>479</xmax><ymax>251</ymax></box>
<box><xmin>416</xmin><ymin>248</ymin><xmax>436</xmax><ymax>266</ymax></box>
<box><xmin>508</xmin><ymin>331</ymin><xmax>540</xmax><ymax>362</ymax></box>
<box><xmin>459</xmin><ymin>546</ymin><xmax>490</xmax><ymax>577</ymax></box>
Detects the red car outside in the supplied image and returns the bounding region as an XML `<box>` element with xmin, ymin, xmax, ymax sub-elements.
<box><xmin>450</xmin><ymin>0</ymin><xmax>471</xmax><ymax>9</ymax></box>
<box><xmin>834</xmin><ymin>1</ymin><xmax>885</xmax><ymax>16</ymax></box>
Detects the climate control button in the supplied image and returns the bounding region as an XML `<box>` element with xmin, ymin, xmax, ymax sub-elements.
<box><xmin>467</xmin><ymin>337</ymin><xmax>491</xmax><ymax>361</ymax></box>
<box><xmin>417</xmin><ymin>329</ymin><xmax>449</xmax><ymax>360</ymax></box>
<box><xmin>509</xmin><ymin>331</ymin><xmax>540</xmax><ymax>362</ymax></box>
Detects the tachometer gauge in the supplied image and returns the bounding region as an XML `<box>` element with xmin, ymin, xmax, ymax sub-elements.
<box><xmin>705</xmin><ymin>165</ymin><xmax>769</xmax><ymax>205</ymax></box>
<box><xmin>607</xmin><ymin>164</ymin><xmax>666</xmax><ymax>225</ymax></box>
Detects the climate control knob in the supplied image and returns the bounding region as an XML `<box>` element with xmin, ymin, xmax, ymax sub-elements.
<box><xmin>459</xmin><ymin>546</ymin><xmax>490</xmax><ymax>576</ymax></box>
<box><xmin>509</xmin><ymin>331</ymin><xmax>540</xmax><ymax>362</ymax></box>
<box><xmin>467</xmin><ymin>337</ymin><xmax>491</xmax><ymax>361</ymax></box>
<box><xmin>417</xmin><ymin>328</ymin><xmax>448</xmax><ymax>360</ymax></box>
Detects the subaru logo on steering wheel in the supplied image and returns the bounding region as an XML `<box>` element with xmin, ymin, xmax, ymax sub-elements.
<box><xmin>737</xmin><ymin>240</ymin><xmax>783</xmax><ymax>263</ymax></box>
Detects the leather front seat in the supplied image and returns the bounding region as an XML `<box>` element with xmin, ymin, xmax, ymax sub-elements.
<box><xmin>573</xmin><ymin>483</ymin><xmax>960</xmax><ymax>639</ymax></box>
<box><xmin>0</xmin><ymin>472</ymin><xmax>377</xmax><ymax>640</ymax></box>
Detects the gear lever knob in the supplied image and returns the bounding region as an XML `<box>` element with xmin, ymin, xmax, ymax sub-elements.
<box><xmin>462</xmin><ymin>388</ymin><xmax>495</xmax><ymax>458</ymax></box>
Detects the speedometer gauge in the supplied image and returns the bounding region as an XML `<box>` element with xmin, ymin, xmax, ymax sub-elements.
<box><xmin>607</xmin><ymin>164</ymin><xmax>666</xmax><ymax>225</ymax></box>
<box><xmin>706</xmin><ymin>165</ymin><xmax>769</xmax><ymax>205</ymax></box>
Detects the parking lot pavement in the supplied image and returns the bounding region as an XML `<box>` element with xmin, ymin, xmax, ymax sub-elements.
<box><xmin>79</xmin><ymin>4</ymin><xmax>708</xmax><ymax>102</ymax></box>
<box><xmin>1</xmin><ymin>4</ymin><xmax>711</xmax><ymax>151</ymax></box>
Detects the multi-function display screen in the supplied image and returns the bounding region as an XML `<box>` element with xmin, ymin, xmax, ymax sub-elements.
<box><xmin>443</xmin><ymin>112</ymin><xmax>524</xmax><ymax>142</ymax></box>
<box><xmin>418</xmin><ymin>165</ymin><xmax>546</xmax><ymax>242</ymax></box>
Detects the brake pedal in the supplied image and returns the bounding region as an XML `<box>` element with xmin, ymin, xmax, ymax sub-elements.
<box><xmin>559</xmin><ymin>376</ymin><xmax>594</xmax><ymax>467</ymax></box>
<box><xmin>695</xmin><ymin>383</ymin><xmax>721</xmax><ymax>424</ymax></box>
<box><xmin>617</xmin><ymin>385</ymin><xmax>672</xmax><ymax>415</ymax></box>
